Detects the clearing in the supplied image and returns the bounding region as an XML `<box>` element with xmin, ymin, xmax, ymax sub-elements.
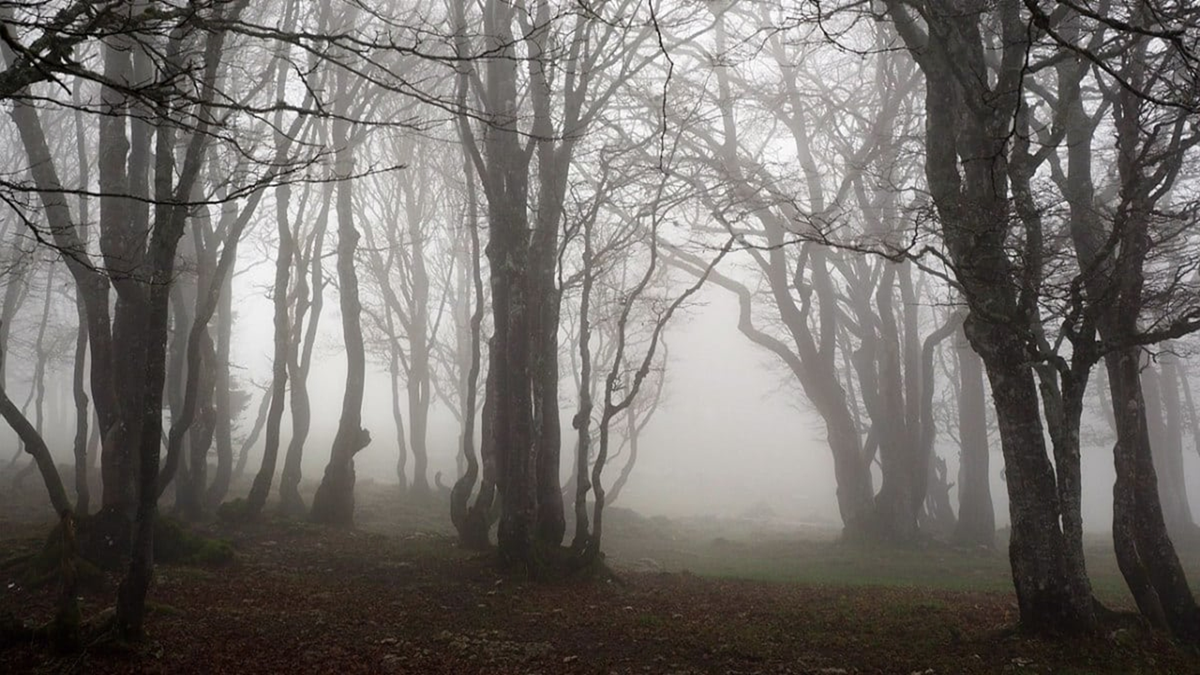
<box><xmin>2</xmin><ymin>483</ymin><xmax>1198</xmax><ymax>674</ymax></box>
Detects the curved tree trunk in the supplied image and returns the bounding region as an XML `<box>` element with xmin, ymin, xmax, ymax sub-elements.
<box><xmin>233</xmin><ymin>387</ymin><xmax>271</xmax><ymax>480</ymax></box>
<box><xmin>244</xmin><ymin>5</ymin><xmax>302</xmax><ymax>516</ymax></box>
<box><xmin>310</xmin><ymin>52</ymin><xmax>369</xmax><ymax>526</ymax></box>
<box><xmin>279</xmin><ymin>182</ymin><xmax>330</xmax><ymax>516</ymax></box>
<box><xmin>0</xmin><ymin>340</ymin><xmax>72</xmax><ymax>516</ymax></box>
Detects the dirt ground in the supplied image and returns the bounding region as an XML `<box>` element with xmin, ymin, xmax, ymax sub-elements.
<box><xmin>1</xmin><ymin>482</ymin><xmax>1198</xmax><ymax>674</ymax></box>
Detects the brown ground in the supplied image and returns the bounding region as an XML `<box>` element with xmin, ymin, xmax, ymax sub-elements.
<box><xmin>1</xmin><ymin>484</ymin><xmax>1198</xmax><ymax>674</ymax></box>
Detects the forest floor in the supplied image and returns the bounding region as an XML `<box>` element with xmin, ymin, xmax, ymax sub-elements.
<box><xmin>2</xmin><ymin>480</ymin><xmax>1199</xmax><ymax>674</ymax></box>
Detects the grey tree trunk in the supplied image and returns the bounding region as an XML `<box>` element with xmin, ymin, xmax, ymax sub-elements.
<box><xmin>234</xmin><ymin>387</ymin><xmax>271</xmax><ymax>480</ymax></box>
<box><xmin>279</xmin><ymin>181</ymin><xmax>331</xmax><ymax>517</ymax></box>
<box><xmin>310</xmin><ymin>48</ymin><xmax>370</xmax><ymax>526</ymax></box>
<box><xmin>205</xmin><ymin>268</ymin><xmax>234</xmax><ymax>509</ymax></box>
<box><xmin>1145</xmin><ymin>355</ymin><xmax>1197</xmax><ymax>541</ymax></box>
<box><xmin>951</xmin><ymin>328</ymin><xmax>994</xmax><ymax>548</ymax></box>
<box><xmin>244</xmin><ymin>5</ymin><xmax>303</xmax><ymax>516</ymax></box>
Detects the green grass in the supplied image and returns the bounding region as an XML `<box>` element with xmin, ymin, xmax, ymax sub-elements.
<box><xmin>350</xmin><ymin>485</ymin><xmax>1200</xmax><ymax>612</ymax></box>
<box><xmin>594</xmin><ymin>510</ymin><xmax>1200</xmax><ymax>609</ymax></box>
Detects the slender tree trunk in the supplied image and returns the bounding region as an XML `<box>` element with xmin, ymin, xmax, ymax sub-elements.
<box><xmin>279</xmin><ymin>181</ymin><xmax>330</xmax><ymax>515</ymax></box>
<box><xmin>71</xmin><ymin>291</ymin><xmax>90</xmax><ymax>515</ymax></box>
<box><xmin>117</xmin><ymin>3</ymin><xmax>232</xmax><ymax>635</ymax></box>
<box><xmin>952</xmin><ymin>328</ymin><xmax>994</xmax><ymax>548</ymax></box>
<box><xmin>916</xmin><ymin>312</ymin><xmax>961</xmax><ymax>533</ymax></box>
<box><xmin>310</xmin><ymin>55</ymin><xmax>369</xmax><ymax>526</ymax></box>
<box><xmin>388</xmin><ymin>353</ymin><xmax>409</xmax><ymax>497</ymax></box>
<box><xmin>71</xmin><ymin>77</ymin><xmax>91</xmax><ymax>516</ymax></box>
<box><xmin>279</xmin><ymin>262</ymin><xmax>313</xmax><ymax>517</ymax></box>
<box><xmin>450</xmin><ymin>193</ymin><xmax>486</xmax><ymax>547</ymax></box>
<box><xmin>234</xmin><ymin>387</ymin><xmax>271</xmax><ymax>480</ymax></box>
<box><xmin>570</xmin><ymin>226</ymin><xmax>595</xmax><ymax>550</ymax></box>
<box><xmin>205</xmin><ymin>269</ymin><xmax>234</xmax><ymax>509</ymax></box>
<box><xmin>244</xmin><ymin>184</ymin><xmax>291</xmax><ymax>517</ymax></box>
<box><xmin>0</xmin><ymin>341</ymin><xmax>71</xmax><ymax>516</ymax></box>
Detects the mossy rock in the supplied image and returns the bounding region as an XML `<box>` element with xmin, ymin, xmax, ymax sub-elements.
<box><xmin>216</xmin><ymin>497</ymin><xmax>251</xmax><ymax>523</ymax></box>
<box><xmin>24</xmin><ymin>520</ymin><xmax>108</xmax><ymax>589</ymax></box>
<box><xmin>153</xmin><ymin>516</ymin><xmax>234</xmax><ymax>566</ymax></box>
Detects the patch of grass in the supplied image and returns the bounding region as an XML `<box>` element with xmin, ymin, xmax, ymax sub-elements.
<box><xmin>635</xmin><ymin>613</ymin><xmax>663</xmax><ymax>628</ymax></box>
<box><xmin>216</xmin><ymin>498</ymin><xmax>253</xmax><ymax>523</ymax></box>
<box><xmin>145</xmin><ymin>601</ymin><xmax>185</xmax><ymax>617</ymax></box>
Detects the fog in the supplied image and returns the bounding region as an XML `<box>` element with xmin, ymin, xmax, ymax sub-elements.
<box><xmin>222</xmin><ymin>264</ymin><xmax>1200</xmax><ymax>531</ymax></box>
<box><xmin>4</xmin><ymin>0</ymin><xmax>1200</xmax><ymax>663</ymax></box>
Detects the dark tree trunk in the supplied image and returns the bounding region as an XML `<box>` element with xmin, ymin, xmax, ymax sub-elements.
<box><xmin>116</xmin><ymin>5</ymin><xmax>231</xmax><ymax>635</ymax></box>
<box><xmin>71</xmin><ymin>78</ymin><xmax>91</xmax><ymax>516</ymax></box>
<box><xmin>460</xmin><ymin>349</ymin><xmax>498</xmax><ymax>549</ymax></box>
<box><xmin>569</xmin><ymin>221</ymin><xmax>596</xmax><ymax>550</ymax></box>
<box><xmin>1106</xmin><ymin>348</ymin><xmax>1200</xmax><ymax>638</ymax></box>
<box><xmin>71</xmin><ymin>292</ymin><xmax>90</xmax><ymax>515</ymax></box>
<box><xmin>884</xmin><ymin>0</ymin><xmax>1096</xmax><ymax>633</ymax></box>
<box><xmin>244</xmin><ymin>189</ymin><xmax>291</xmax><ymax>517</ymax></box>
<box><xmin>477</xmin><ymin>12</ymin><xmax>537</xmax><ymax>567</ymax></box>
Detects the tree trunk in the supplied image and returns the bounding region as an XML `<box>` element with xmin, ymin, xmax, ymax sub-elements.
<box><xmin>884</xmin><ymin>0</ymin><xmax>1096</xmax><ymax>632</ymax></box>
<box><xmin>205</xmin><ymin>269</ymin><xmax>234</xmax><ymax>509</ymax></box>
<box><xmin>234</xmin><ymin>387</ymin><xmax>271</xmax><ymax>480</ymax></box>
<box><xmin>1145</xmin><ymin>354</ymin><xmax>1197</xmax><ymax>541</ymax></box>
<box><xmin>872</xmin><ymin>265</ymin><xmax>918</xmax><ymax>542</ymax></box>
<box><xmin>279</xmin><ymin>181</ymin><xmax>331</xmax><ymax>516</ymax></box>
<box><xmin>952</xmin><ymin>328</ymin><xmax>994</xmax><ymax>548</ymax></box>
<box><xmin>459</xmin><ymin>348</ymin><xmax>498</xmax><ymax>549</ymax></box>
<box><xmin>70</xmin><ymin>77</ymin><xmax>91</xmax><ymax>516</ymax></box>
<box><xmin>450</xmin><ymin>167</ymin><xmax>486</xmax><ymax>546</ymax></box>
<box><xmin>310</xmin><ymin>57</ymin><xmax>369</xmax><ymax>526</ymax></box>
<box><xmin>0</xmin><ymin>341</ymin><xmax>72</xmax><ymax>516</ymax></box>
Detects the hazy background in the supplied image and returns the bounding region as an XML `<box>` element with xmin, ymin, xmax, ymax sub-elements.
<box><xmin>215</xmin><ymin>255</ymin><xmax>1200</xmax><ymax>533</ymax></box>
<box><xmin>2</xmin><ymin>243</ymin><xmax>1196</xmax><ymax>534</ymax></box>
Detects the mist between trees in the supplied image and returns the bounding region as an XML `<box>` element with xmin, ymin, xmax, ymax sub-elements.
<box><xmin>0</xmin><ymin>0</ymin><xmax>1199</xmax><ymax>653</ymax></box>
